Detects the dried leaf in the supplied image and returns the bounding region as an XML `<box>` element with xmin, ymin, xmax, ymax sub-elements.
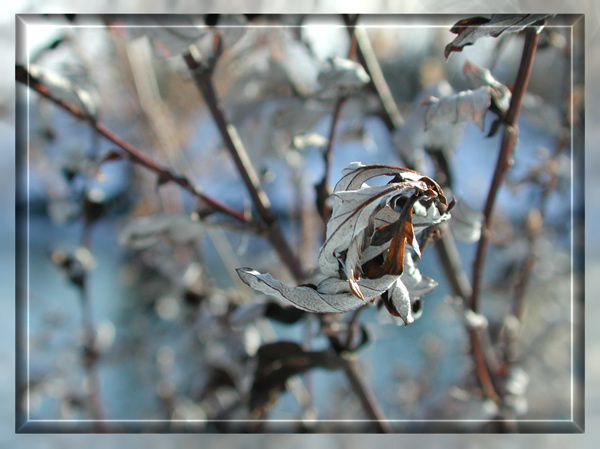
<box><xmin>118</xmin><ymin>214</ymin><xmax>205</xmax><ymax>249</ymax></box>
<box><xmin>423</xmin><ymin>86</ymin><xmax>492</xmax><ymax>132</ymax></box>
<box><xmin>314</xmin><ymin>57</ymin><xmax>370</xmax><ymax>100</ymax></box>
<box><xmin>237</xmin><ymin>268</ymin><xmax>397</xmax><ymax>313</ymax></box>
<box><xmin>401</xmin><ymin>251</ymin><xmax>438</xmax><ymax>300</ymax></box>
<box><xmin>291</xmin><ymin>132</ymin><xmax>328</xmax><ymax>150</ymax></box>
<box><xmin>237</xmin><ymin>163</ymin><xmax>450</xmax><ymax>325</ymax></box>
<box><xmin>463</xmin><ymin>60</ymin><xmax>511</xmax><ymax>113</ymax></box>
<box><xmin>392</xmin><ymin>81</ymin><xmax>457</xmax><ymax>164</ymax></box>
<box><xmin>450</xmin><ymin>198</ymin><xmax>483</xmax><ymax>243</ymax></box>
<box><xmin>445</xmin><ymin>14</ymin><xmax>552</xmax><ymax>59</ymax></box>
<box><xmin>319</xmin><ymin>163</ymin><xmax>447</xmax><ymax>282</ymax></box>
<box><xmin>250</xmin><ymin>342</ymin><xmax>338</xmax><ymax>415</ymax></box>
<box><xmin>381</xmin><ymin>278</ymin><xmax>413</xmax><ymax>326</ymax></box>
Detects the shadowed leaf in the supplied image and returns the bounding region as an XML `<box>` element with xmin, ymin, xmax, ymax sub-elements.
<box><xmin>445</xmin><ymin>14</ymin><xmax>551</xmax><ymax>59</ymax></box>
<box><xmin>314</xmin><ymin>57</ymin><xmax>370</xmax><ymax>100</ymax></box>
<box><xmin>250</xmin><ymin>342</ymin><xmax>339</xmax><ymax>415</ymax></box>
<box><xmin>463</xmin><ymin>60</ymin><xmax>511</xmax><ymax>113</ymax></box>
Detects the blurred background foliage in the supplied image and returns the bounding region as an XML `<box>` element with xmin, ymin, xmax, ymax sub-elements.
<box><xmin>2</xmin><ymin>1</ymin><xmax>596</xmax><ymax>445</ymax></box>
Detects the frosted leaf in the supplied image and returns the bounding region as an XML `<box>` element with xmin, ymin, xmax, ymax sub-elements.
<box><xmin>314</xmin><ymin>57</ymin><xmax>370</xmax><ymax>100</ymax></box>
<box><xmin>272</xmin><ymin>99</ymin><xmax>326</xmax><ymax>134</ymax></box>
<box><xmin>401</xmin><ymin>251</ymin><xmax>438</xmax><ymax>300</ymax></box>
<box><xmin>236</xmin><ymin>268</ymin><xmax>396</xmax><ymax>313</ymax></box>
<box><xmin>445</xmin><ymin>14</ymin><xmax>552</xmax><ymax>59</ymax></box>
<box><xmin>463</xmin><ymin>60</ymin><xmax>511</xmax><ymax>112</ymax></box>
<box><xmin>393</xmin><ymin>80</ymin><xmax>470</xmax><ymax>161</ymax></box>
<box><xmin>291</xmin><ymin>132</ymin><xmax>328</xmax><ymax>150</ymax></box>
<box><xmin>450</xmin><ymin>198</ymin><xmax>483</xmax><ymax>243</ymax></box>
<box><xmin>237</xmin><ymin>163</ymin><xmax>450</xmax><ymax>325</ymax></box>
<box><xmin>423</xmin><ymin>86</ymin><xmax>492</xmax><ymax>132</ymax></box>
<box><xmin>382</xmin><ymin>277</ymin><xmax>414</xmax><ymax>326</ymax></box>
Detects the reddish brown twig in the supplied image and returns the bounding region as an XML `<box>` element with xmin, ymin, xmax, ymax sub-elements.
<box><xmin>470</xmin><ymin>28</ymin><xmax>540</xmax><ymax>315</ymax></box>
<box><xmin>340</xmin><ymin>355</ymin><xmax>392</xmax><ymax>433</ymax></box>
<box><xmin>16</xmin><ymin>64</ymin><xmax>248</xmax><ymax>225</ymax></box>
<box><xmin>464</xmin><ymin>28</ymin><xmax>540</xmax><ymax>406</ymax></box>
<box><xmin>183</xmin><ymin>48</ymin><xmax>304</xmax><ymax>282</ymax></box>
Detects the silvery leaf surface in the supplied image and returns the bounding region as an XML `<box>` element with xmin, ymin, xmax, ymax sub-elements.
<box><xmin>314</xmin><ymin>57</ymin><xmax>370</xmax><ymax>100</ymax></box>
<box><xmin>236</xmin><ymin>268</ymin><xmax>397</xmax><ymax>313</ymax></box>
<box><xmin>450</xmin><ymin>198</ymin><xmax>483</xmax><ymax>243</ymax></box>
<box><xmin>392</xmin><ymin>81</ymin><xmax>454</xmax><ymax>166</ymax></box>
<box><xmin>384</xmin><ymin>278</ymin><xmax>414</xmax><ymax>326</ymax></box>
<box><xmin>463</xmin><ymin>60</ymin><xmax>511</xmax><ymax>112</ymax></box>
<box><xmin>444</xmin><ymin>14</ymin><xmax>552</xmax><ymax>59</ymax></box>
<box><xmin>318</xmin><ymin>182</ymin><xmax>425</xmax><ymax>277</ymax></box>
<box><xmin>401</xmin><ymin>251</ymin><xmax>438</xmax><ymax>300</ymax></box>
<box><xmin>333</xmin><ymin>162</ymin><xmax>427</xmax><ymax>193</ymax></box>
<box><xmin>423</xmin><ymin>86</ymin><xmax>492</xmax><ymax>132</ymax></box>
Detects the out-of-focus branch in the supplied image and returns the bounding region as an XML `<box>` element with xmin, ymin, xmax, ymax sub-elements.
<box><xmin>342</xmin><ymin>14</ymin><xmax>404</xmax><ymax>130</ymax></box>
<box><xmin>339</xmin><ymin>354</ymin><xmax>392</xmax><ymax>433</ymax></box>
<box><xmin>79</xmin><ymin>211</ymin><xmax>106</xmax><ymax>431</ymax></box>
<box><xmin>16</xmin><ymin>64</ymin><xmax>249</xmax><ymax>225</ymax></box>
<box><xmin>315</xmin><ymin>98</ymin><xmax>346</xmax><ymax>222</ymax></box>
<box><xmin>183</xmin><ymin>47</ymin><xmax>304</xmax><ymax>282</ymax></box>
<box><xmin>316</xmin><ymin>15</ymin><xmax>359</xmax><ymax>223</ymax></box>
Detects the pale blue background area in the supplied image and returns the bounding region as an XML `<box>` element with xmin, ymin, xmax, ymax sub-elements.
<box><xmin>2</xmin><ymin>0</ymin><xmax>599</xmax><ymax>447</ymax></box>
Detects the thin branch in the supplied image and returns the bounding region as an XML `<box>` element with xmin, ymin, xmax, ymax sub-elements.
<box><xmin>182</xmin><ymin>47</ymin><xmax>304</xmax><ymax>282</ymax></box>
<box><xmin>16</xmin><ymin>64</ymin><xmax>249</xmax><ymax>225</ymax></box>
<box><xmin>316</xmin><ymin>98</ymin><xmax>346</xmax><ymax>222</ymax></box>
<box><xmin>78</xmin><ymin>216</ymin><xmax>107</xmax><ymax>431</ymax></box>
<box><xmin>470</xmin><ymin>28</ymin><xmax>540</xmax><ymax>315</ymax></box>
<box><xmin>434</xmin><ymin>228</ymin><xmax>473</xmax><ymax>300</ymax></box>
<box><xmin>316</xmin><ymin>16</ymin><xmax>359</xmax><ymax>222</ymax></box>
<box><xmin>340</xmin><ymin>356</ymin><xmax>392</xmax><ymax>433</ymax></box>
<box><xmin>342</xmin><ymin>14</ymin><xmax>404</xmax><ymax>130</ymax></box>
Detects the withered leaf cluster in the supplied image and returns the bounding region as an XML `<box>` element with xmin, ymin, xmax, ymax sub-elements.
<box><xmin>444</xmin><ymin>14</ymin><xmax>552</xmax><ymax>59</ymax></box>
<box><xmin>238</xmin><ymin>162</ymin><xmax>451</xmax><ymax>325</ymax></box>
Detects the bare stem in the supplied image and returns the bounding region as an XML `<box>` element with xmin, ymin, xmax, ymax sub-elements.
<box><xmin>340</xmin><ymin>356</ymin><xmax>392</xmax><ymax>433</ymax></box>
<box><xmin>434</xmin><ymin>230</ymin><xmax>473</xmax><ymax>299</ymax></box>
<box><xmin>316</xmin><ymin>98</ymin><xmax>346</xmax><ymax>222</ymax></box>
<box><xmin>316</xmin><ymin>17</ymin><xmax>359</xmax><ymax>222</ymax></box>
<box><xmin>470</xmin><ymin>28</ymin><xmax>540</xmax><ymax>315</ymax></box>
<box><xmin>182</xmin><ymin>48</ymin><xmax>304</xmax><ymax>282</ymax></box>
<box><xmin>16</xmin><ymin>65</ymin><xmax>248</xmax><ymax>225</ymax></box>
<box><xmin>342</xmin><ymin>14</ymin><xmax>404</xmax><ymax>130</ymax></box>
